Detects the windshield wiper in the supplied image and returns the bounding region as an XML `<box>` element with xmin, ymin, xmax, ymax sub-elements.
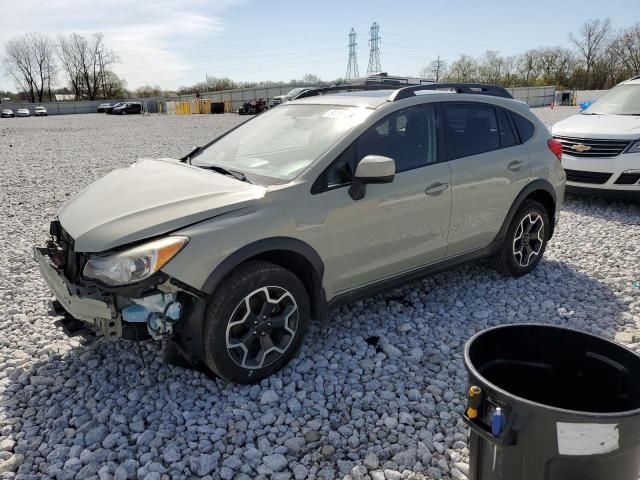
<box><xmin>181</xmin><ymin>146</ymin><xmax>202</xmax><ymax>164</ymax></box>
<box><xmin>198</xmin><ymin>164</ymin><xmax>252</xmax><ymax>183</ymax></box>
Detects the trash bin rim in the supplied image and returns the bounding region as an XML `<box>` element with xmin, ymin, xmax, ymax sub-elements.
<box><xmin>464</xmin><ymin>323</ymin><xmax>640</xmax><ymax>418</ymax></box>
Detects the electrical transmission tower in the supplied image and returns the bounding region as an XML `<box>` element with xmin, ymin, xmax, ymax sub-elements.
<box><xmin>345</xmin><ymin>28</ymin><xmax>359</xmax><ymax>80</ymax></box>
<box><xmin>367</xmin><ymin>22</ymin><xmax>381</xmax><ymax>75</ymax></box>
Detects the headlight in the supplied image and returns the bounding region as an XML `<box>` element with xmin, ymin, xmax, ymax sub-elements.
<box><xmin>83</xmin><ymin>236</ymin><xmax>188</xmax><ymax>286</ymax></box>
<box><xmin>626</xmin><ymin>140</ymin><xmax>640</xmax><ymax>154</ymax></box>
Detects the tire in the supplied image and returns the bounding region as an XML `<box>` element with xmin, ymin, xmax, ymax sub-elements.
<box><xmin>491</xmin><ymin>199</ymin><xmax>550</xmax><ymax>277</ymax></box>
<box><xmin>203</xmin><ymin>261</ymin><xmax>310</xmax><ymax>383</ymax></box>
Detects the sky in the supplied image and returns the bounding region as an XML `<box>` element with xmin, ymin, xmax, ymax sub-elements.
<box><xmin>0</xmin><ymin>0</ymin><xmax>638</xmax><ymax>91</ymax></box>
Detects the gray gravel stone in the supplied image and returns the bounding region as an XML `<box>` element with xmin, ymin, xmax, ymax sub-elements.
<box><xmin>0</xmin><ymin>108</ymin><xmax>636</xmax><ymax>480</ymax></box>
<box><xmin>262</xmin><ymin>453</ymin><xmax>287</xmax><ymax>472</ymax></box>
<box><xmin>260</xmin><ymin>390</ymin><xmax>279</xmax><ymax>405</ymax></box>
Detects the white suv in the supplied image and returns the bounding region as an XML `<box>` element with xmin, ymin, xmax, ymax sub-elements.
<box><xmin>552</xmin><ymin>76</ymin><xmax>640</xmax><ymax>198</ymax></box>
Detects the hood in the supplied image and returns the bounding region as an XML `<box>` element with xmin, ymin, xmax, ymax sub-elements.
<box><xmin>552</xmin><ymin>114</ymin><xmax>640</xmax><ymax>139</ymax></box>
<box><xmin>58</xmin><ymin>158</ymin><xmax>266</xmax><ymax>252</ymax></box>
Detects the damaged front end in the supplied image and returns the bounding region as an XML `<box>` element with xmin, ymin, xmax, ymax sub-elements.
<box><xmin>35</xmin><ymin>220</ymin><xmax>200</xmax><ymax>345</ymax></box>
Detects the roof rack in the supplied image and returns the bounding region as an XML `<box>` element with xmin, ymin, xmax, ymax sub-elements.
<box><xmin>294</xmin><ymin>82</ymin><xmax>514</xmax><ymax>102</ymax></box>
<box><xmin>294</xmin><ymin>84</ymin><xmax>401</xmax><ymax>100</ymax></box>
<box><xmin>389</xmin><ymin>83</ymin><xmax>513</xmax><ymax>101</ymax></box>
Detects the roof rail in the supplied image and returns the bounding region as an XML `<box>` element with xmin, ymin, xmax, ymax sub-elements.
<box><xmin>388</xmin><ymin>83</ymin><xmax>514</xmax><ymax>101</ymax></box>
<box><xmin>294</xmin><ymin>84</ymin><xmax>399</xmax><ymax>100</ymax></box>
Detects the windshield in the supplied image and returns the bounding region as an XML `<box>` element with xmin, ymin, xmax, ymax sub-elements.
<box><xmin>192</xmin><ymin>104</ymin><xmax>371</xmax><ymax>181</ymax></box>
<box><xmin>583</xmin><ymin>84</ymin><xmax>640</xmax><ymax>115</ymax></box>
<box><xmin>286</xmin><ymin>88</ymin><xmax>306</xmax><ymax>99</ymax></box>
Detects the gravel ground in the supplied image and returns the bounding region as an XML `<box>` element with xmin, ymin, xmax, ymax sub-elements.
<box><xmin>0</xmin><ymin>108</ymin><xmax>639</xmax><ymax>480</ymax></box>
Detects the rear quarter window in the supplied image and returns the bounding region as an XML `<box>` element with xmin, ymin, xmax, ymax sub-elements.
<box><xmin>510</xmin><ymin>112</ymin><xmax>535</xmax><ymax>143</ymax></box>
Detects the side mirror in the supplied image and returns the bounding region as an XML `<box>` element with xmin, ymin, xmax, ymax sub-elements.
<box><xmin>349</xmin><ymin>155</ymin><xmax>395</xmax><ymax>200</ymax></box>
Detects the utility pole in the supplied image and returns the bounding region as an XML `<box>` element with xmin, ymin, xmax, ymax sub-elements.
<box><xmin>367</xmin><ymin>22</ymin><xmax>381</xmax><ymax>76</ymax></box>
<box><xmin>345</xmin><ymin>28</ymin><xmax>359</xmax><ymax>80</ymax></box>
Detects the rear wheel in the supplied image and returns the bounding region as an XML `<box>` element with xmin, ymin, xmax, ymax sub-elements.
<box><xmin>491</xmin><ymin>199</ymin><xmax>550</xmax><ymax>277</ymax></box>
<box><xmin>203</xmin><ymin>261</ymin><xmax>309</xmax><ymax>383</ymax></box>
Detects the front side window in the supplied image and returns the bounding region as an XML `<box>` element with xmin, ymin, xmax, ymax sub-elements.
<box><xmin>193</xmin><ymin>104</ymin><xmax>372</xmax><ymax>181</ymax></box>
<box><xmin>325</xmin><ymin>104</ymin><xmax>439</xmax><ymax>189</ymax></box>
<box><xmin>442</xmin><ymin>103</ymin><xmax>500</xmax><ymax>160</ymax></box>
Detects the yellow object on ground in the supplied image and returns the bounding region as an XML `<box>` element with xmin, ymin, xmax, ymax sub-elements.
<box><xmin>176</xmin><ymin>102</ymin><xmax>191</xmax><ymax>116</ymax></box>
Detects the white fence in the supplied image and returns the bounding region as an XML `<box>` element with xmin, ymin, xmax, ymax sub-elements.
<box><xmin>179</xmin><ymin>85</ymin><xmax>314</xmax><ymax>112</ymax></box>
<box><xmin>185</xmin><ymin>84</ymin><xmax>556</xmax><ymax>110</ymax></box>
<box><xmin>0</xmin><ymin>85</ymin><xmax>557</xmax><ymax>116</ymax></box>
<box><xmin>506</xmin><ymin>86</ymin><xmax>555</xmax><ymax>107</ymax></box>
<box><xmin>0</xmin><ymin>98</ymin><xmax>163</xmax><ymax>116</ymax></box>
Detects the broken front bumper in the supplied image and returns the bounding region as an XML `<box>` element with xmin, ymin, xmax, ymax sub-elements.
<box><xmin>34</xmin><ymin>247</ymin><xmax>121</xmax><ymax>338</ymax></box>
<box><xmin>34</xmin><ymin>246</ymin><xmax>186</xmax><ymax>341</ymax></box>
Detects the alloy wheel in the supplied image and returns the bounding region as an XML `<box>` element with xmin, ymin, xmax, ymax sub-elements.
<box><xmin>512</xmin><ymin>212</ymin><xmax>545</xmax><ymax>268</ymax></box>
<box><xmin>226</xmin><ymin>286</ymin><xmax>298</xmax><ymax>369</ymax></box>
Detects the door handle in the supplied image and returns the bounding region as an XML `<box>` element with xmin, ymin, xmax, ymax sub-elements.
<box><xmin>508</xmin><ymin>160</ymin><xmax>524</xmax><ymax>172</ymax></box>
<box><xmin>425</xmin><ymin>182</ymin><xmax>449</xmax><ymax>195</ymax></box>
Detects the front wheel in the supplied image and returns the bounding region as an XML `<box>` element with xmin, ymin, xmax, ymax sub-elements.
<box><xmin>491</xmin><ymin>199</ymin><xmax>550</xmax><ymax>277</ymax></box>
<box><xmin>203</xmin><ymin>261</ymin><xmax>310</xmax><ymax>383</ymax></box>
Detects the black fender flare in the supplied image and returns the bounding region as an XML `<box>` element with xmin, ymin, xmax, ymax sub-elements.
<box><xmin>200</xmin><ymin>236</ymin><xmax>325</xmax><ymax>296</ymax></box>
<box><xmin>494</xmin><ymin>179</ymin><xmax>557</xmax><ymax>243</ymax></box>
<box><xmin>174</xmin><ymin>237</ymin><xmax>326</xmax><ymax>362</ymax></box>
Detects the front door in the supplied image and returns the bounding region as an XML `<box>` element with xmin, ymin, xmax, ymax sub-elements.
<box><xmin>319</xmin><ymin>104</ymin><xmax>453</xmax><ymax>294</ymax></box>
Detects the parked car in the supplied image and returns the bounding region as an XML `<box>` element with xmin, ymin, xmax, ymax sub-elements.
<box><xmin>97</xmin><ymin>103</ymin><xmax>112</xmax><ymax>113</ymax></box>
<box><xmin>239</xmin><ymin>99</ymin><xmax>268</xmax><ymax>115</ymax></box>
<box><xmin>105</xmin><ymin>102</ymin><xmax>124</xmax><ymax>114</ymax></box>
<box><xmin>552</xmin><ymin>75</ymin><xmax>640</xmax><ymax>198</ymax></box>
<box><xmin>17</xmin><ymin>108</ymin><xmax>30</xmax><ymax>117</ymax></box>
<box><xmin>112</xmin><ymin>102</ymin><xmax>142</xmax><ymax>115</ymax></box>
<box><xmin>272</xmin><ymin>87</ymin><xmax>313</xmax><ymax>106</ymax></box>
<box><xmin>35</xmin><ymin>83</ymin><xmax>565</xmax><ymax>383</ymax></box>
<box><xmin>1</xmin><ymin>109</ymin><xmax>14</xmax><ymax>118</ymax></box>
<box><xmin>35</xmin><ymin>106</ymin><xmax>47</xmax><ymax>117</ymax></box>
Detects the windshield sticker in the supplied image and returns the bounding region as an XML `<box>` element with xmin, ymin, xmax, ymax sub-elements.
<box><xmin>322</xmin><ymin>109</ymin><xmax>359</xmax><ymax>119</ymax></box>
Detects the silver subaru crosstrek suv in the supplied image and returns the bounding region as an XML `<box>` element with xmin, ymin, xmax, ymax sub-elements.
<box><xmin>35</xmin><ymin>83</ymin><xmax>565</xmax><ymax>383</ymax></box>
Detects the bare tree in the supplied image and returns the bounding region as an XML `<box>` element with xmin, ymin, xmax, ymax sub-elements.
<box><xmin>3</xmin><ymin>33</ymin><xmax>56</xmax><ymax>102</ymax></box>
<box><xmin>570</xmin><ymin>18</ymin><xmax>612</xmax><ymax>88</ymax></box>
<box><xmin>613</xmin><ymin>24</ymin><xmax>640</xmax><ymax>75</ymax></box>
<box><xmin>101</xmin><ymin>70</ymin><xmax>128</xmax><ymax>99</ymax></box>
<box><xmin>502</xmin><ymin>55</ymin><xmax>519</xmax><ymax>86</ymax></box>
<box><xmin>57</xmin><ymin>32</ymin><xmax>116</xmax><ymax>100</ymax></box>
<box><xmin>421</xmin><ymin>56</ymin><xmax>447</xmax><ymax>82</ymax></box>
<box><xmin>445</xmin><ymin>55</ymin><xmax>477</xmax><ymax>82</ymax></box>
<box><xmin>477</xmin><ymin>51</ymin><xmax>504</xmax><ymax>84</ymax></box>
<box><xmin>301</xmin><ymin>73</ymin><xmax>321</xmax><ymax>85</ymax></box>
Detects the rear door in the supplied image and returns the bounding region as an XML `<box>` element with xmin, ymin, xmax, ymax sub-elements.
<box><xmin>441</xmin><ymin>102</ymin><xmax>530</xmax><ymax>257</ymax></box>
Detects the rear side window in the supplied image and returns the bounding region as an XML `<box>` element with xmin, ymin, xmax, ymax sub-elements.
<box><xmin>496</xmin><ymin>108</ymin><xmax>518</xmax><ymax>148</ymax></box>
<box><xmin>442</xmin><ymin>103</ymin><xmax>499</xmax><ymax>160</ymax></box>
<box><xmin>510</xmin><ymin>112</ymin><xmax>535</xmax><ymax>143</ymax></box>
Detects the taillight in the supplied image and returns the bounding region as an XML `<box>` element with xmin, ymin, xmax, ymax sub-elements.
<box><xmin>548</xmin><ymin>138</ymin><xmax>562</xmax><ymax>162</ymax></box>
